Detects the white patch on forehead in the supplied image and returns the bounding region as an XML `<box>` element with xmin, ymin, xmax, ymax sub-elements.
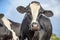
<box><xmin>30</xmin><ymin>3</ymin><xmax>40</xmax><ymax>23</ymax></box>
<box><xmin>2</xmin><ymin>17</ymin><xmax>19</xmax><ymax>40</ymax></box>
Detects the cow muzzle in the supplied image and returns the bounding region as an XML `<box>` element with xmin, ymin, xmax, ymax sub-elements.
<box><xmin>30</xmin><ymin>22</ymin><xmax>40</xmax><ymax>31</ymax></box>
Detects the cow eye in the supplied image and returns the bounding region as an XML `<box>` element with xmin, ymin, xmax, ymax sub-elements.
<box><xmin>0</xmin><ymin>23</ymin><xmax>3</xmax><ymax>27</ymax></box>
<box><xmin>27</xmin><ymin>11</ymin><xmax>32</xmax><ymax>15</ymax></box>
<box><xmin>38</xmin><ymin>12</ymin><xmax>42</xmax><ymax>17</ymax></box>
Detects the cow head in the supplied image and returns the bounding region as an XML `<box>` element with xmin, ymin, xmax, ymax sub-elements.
<box><xmin>0</xmin><ymin>14</ymin><xmax>4</xmax><ymax>19</ymax></box>
<box><xmin>16</xmin><ymin>1</ymin><xmax>53</xmax><ymax>31</ymax></box>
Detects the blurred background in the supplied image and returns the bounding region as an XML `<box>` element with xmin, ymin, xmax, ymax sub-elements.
<box><xmin>0</xmin><ymin>0</ymin><xmax>60</xmax><ymax>38</ymax></box>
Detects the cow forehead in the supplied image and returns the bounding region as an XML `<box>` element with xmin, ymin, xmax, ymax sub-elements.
<box><xmin>30</xmin><ymin>3</ymin><xmax>40</xmax><ymax>23</ymax></box>
<box><xmin>30</xmin><ymin>3</ymin><xmax>40</xmax><ymax>15</ymax></box>
<box><xmin>30</xmin><ymin>3</ymin><xmax>40</xmax><ymax>11</ymax></box>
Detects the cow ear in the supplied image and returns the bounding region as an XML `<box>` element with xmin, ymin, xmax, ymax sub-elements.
<box><xmin>43</xmin><ymin>10</ymin><xmax>53</xmax><ymax>17</ymax></box>
<box><xmin>16</xmin><ymin>6</ymin><xmax>27</xmax><ymax>13</ymax></box>
<box><xmin>0</xmin><ymin>14</ymin><xmax>4</xmax><ymax>19</ymax></box>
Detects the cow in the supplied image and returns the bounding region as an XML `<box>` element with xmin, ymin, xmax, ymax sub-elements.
<box><xmin>0</xmin><ymin>14</ymin><xmax>12</xmax><ymax>40</ymax></box>
<box><xmin>16</xmin><ymin>1</ymin><xmax>53</xmax><ymax>40</ymax></box>
<box><xmin>0</xmin><ymin>14</ymin><xmax>21</xmax><ymax>40</ymax></box>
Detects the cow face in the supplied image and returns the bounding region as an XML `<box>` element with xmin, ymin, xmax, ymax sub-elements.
<box><xmin>29</xmin><ymin>2</ymin><xmax>41</xmax><ymax>31</ymax></box>
<box><xmin>17</xmin><ymin>1</ymin><xmax>53</xmax><ymax>31</ymax></box>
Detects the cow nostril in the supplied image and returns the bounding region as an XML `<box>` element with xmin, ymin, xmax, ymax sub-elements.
<box><xmin>32</xmin><ymin>22</ymin><xmax>38</xmax><ymax>27</ymax></box>
<box><xmin>30</xmin><ymin>22</ymin><xmax>40</xmax><ymax>31</ymax></box>
<box><xmin>32</xmin><ymin>24</ymin><xmax>37</xmax><ymax>27</ymax></box>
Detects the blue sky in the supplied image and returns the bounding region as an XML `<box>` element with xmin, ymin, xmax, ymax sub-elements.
<box><xmin>0</xmin><ymin>0</ymin><xmax>60</xmax><ymax>37</ymax></box>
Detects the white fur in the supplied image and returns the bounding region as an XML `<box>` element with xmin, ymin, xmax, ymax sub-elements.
<box><xmin>30</xmin><ymin>3</ymin><xmax>40</xmax><ymax>23</ymax></box>
<box><xmin>2</xmin><ymin>17</ymin><xmax>19</xmax><ymax>40</ymax></box>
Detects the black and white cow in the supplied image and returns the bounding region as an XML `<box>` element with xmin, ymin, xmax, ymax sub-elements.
<box><xmin>0</xmin><ymin>14</ymin><xmax>21</xmax><ymax>40</ymax></box>
<box><xmin>0</xmin><ymin>14</ymin><xmax>12</xmax><ymax>40</ymax></box>
<box><xmin>16</xmin><ymin>1</ymin><xmax>53</xmax><ymax>40</ymax></box>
